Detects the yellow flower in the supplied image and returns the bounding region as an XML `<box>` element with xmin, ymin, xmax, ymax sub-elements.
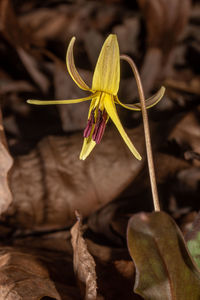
<box><xmin>28</xmin><ymin>34</ymin><xmax>165</xmax><ymax>160</ymax></box>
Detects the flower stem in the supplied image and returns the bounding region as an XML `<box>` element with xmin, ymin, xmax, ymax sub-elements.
<box><xmin>120</xmin><ymin>54</ymin><xmax>160</xmax><ymax>211</ymax></box>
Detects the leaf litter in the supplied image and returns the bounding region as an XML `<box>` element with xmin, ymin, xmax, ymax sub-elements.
<box><xmin>71</xmin><ymin>211</ymin><xmax>97</xmax><ymax>300</ymax></box>
<box><xmin>0</xmin><ymin>0</ymin><xmax>200</xmax><ymax>299</ymax></box>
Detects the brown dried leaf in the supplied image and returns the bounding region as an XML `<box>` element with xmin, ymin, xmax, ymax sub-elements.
<box><xmin>0</xmin><ymin>0</ymin><xmax>49</xmax><ymax>93</ymax></box>
<box><xmin>84</xmin><ymin>30</ymin><xmax>104</xmax><ymax>68</ymax></box>
<box><xmin>138</xmin><ymin>0</ymin><xmax>191</xmax><ymax>93</ymax></box>
<box><xmin>16</xmin><ymin>47</ymin><xmax>49</xmax><ymax>93</ymax></box>
<box><xmin>169</xmin><ymin>110</ymin><xmax>200</xmax><ymax>162</ymax></box>
<box><xmin>8</xmin><ymin>126</ymin><xmax>145</xmax><ymax>230</ymax></box>
<box><xmin>19</xmin><ymin>7</ymin><xmax>70</xmax><ymax>42</ymax></box>
<box><xmin>13</xmin><ymin>232</ymin><xmax>136</xmax><ymax>300</ymax></box>
<box><xmin>180</xmin><ymin>211</ymin><xmax>197</xmax><ymax>236</ymax></box>
<box><xmin>114</xmin><ymin>260</ymin><xmax>135</xmax><ymax>279</ymax></box>
<box><xmin>113</xmin><ymin>18</ymin><xmax>140</xmax><ymax>55</ymax></box>
<box><xmin>165</xmin><ymin>76</ymin><xmax>200</xmax><ymax>95</ymax></box>
<box><xmin>71</xmin><ymin>211</ymin><xmax>97</xmax><ymax>300</ymax></box>
<box><xmin>95</xmin><ymin>259</ymin><xmax>140</xmax><ymax>300</ymax></box>
<box><xmin>0</xmin><ymin>109</ymin><xmax>13</xmax><ymax>216</ymax></box>
<box><xmin>84</xmin><ymin>240</ymin><xmax>139</xmax><ymax>299</ymax></box>
<box><xmin>155</xmin><ymin>153</ymin><xmax>190</xmax><ymax>183</ymax></box>
<box><xmin>11</xmin><ymin>231</ymin><xmax>82</xmax><ymax>300</ymax></box>
<box><xmin>86</xmin><ymin>239</ymin><xmax>130</xmax><ymax>262</ymax></box>
<box><xmin>87</xmin><ymin>202</ymin><xmax>126</xmax><ymax>246</ymax></box>
<box><xmin>0</xmin><ymin>142</ymin><xmax>13</xmax><ymax>215</ymax></box>
<box><xmin>0</xmin><ymin>0</ymin><xmax>27</xmax><ymax>47</ymax></box>
<box><xmin>54</xmin><ymin>63</ymin><xmax>92</xmax><ymax>132</ymax></box>
<box><xmin>137</xmin><ymin>0</ymin><xmax>191</xmax><ymax>51</ymax></box>
<box><xmin>0</xmin><ymin>246</ymin><xmax>61</xmax><ymax>300</ymax></box>
<box><xmin>0</xmin><ymin>79</ymin><xmax>36</xmax><ymax>95</ymax></box>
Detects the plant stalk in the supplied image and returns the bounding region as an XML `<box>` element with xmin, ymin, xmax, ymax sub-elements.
<box><xmin>120</xmin><ymin>54</ymin><xmax>160</xmax><ymax>211</ymax></box>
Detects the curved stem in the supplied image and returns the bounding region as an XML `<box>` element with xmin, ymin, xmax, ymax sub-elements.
<box><xmin>120</xmin><ymin>54</ymin><xmax>160</xmax><ymax>211</ymax></box>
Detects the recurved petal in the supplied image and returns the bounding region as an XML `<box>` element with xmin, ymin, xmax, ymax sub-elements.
<box><xmin>80</xmin><ymin>137</ymin><xmax>96</xmax><ymax>160</ymax></box>
<box><xmin>92</xmin><ymin>34</ymin><xmax>120</xmax><ymax>95</ymax></box>
<box><xmin>66</xmin><ymin>37</ymin><xmax>91</xmax><ymax>91</ymax></box>
<box><xmin>27</xmin><ymin>93</ymin><xmax>98</xmax><ymax>105</ymax></box>
<box><xmin>115</xmin><ymin>86</ymin><xmax>165</xmax><ymax>111</ymax></box>
<box><xmin>104</xmin><ymin>93</ymin><xmax>142</xmax><ymax>160</ymax></box>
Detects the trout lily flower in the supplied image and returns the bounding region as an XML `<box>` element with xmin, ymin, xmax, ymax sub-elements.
<box><xmin>28</xmin><ymin>34</ymin><xmax>165</xmax><ymax>160</ymax></box>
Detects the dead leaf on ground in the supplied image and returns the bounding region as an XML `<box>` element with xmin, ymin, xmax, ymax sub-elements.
<box><xmin>0</xmin><ymin>142</ymin><xmax>13</xmax><ymax>215</ymax></box>
<box><xmin>78</xmin><ymin>238</ymin><xmax>139</xmax><ymax>299</ymax></box>
<box><xmin>16</xmin><ymin>47</ymin><xmax>49</xmax><ymax>93</ymax></box>
<box><xmin>84</xmin><ymin>30</ymin><xmax>104</xmax><ymax>68</ymax></box>
<box><xmin>114</xmin><ymin>260</ymin><xmax>135</xmax><ymax>279</ymax></box>
<box><xmin>7</xmin><ymin>126</ymin><xmax>145</xmax><ymax>230</ymax></box>
<box><xmin>154</xmin><ymin>153</ymin><xmax>190</xmax><ymax>183</ymax></box>
<box><xmin>87</xmin><ymin>202</ymin><xmax>124</xmax><ymax>246</ymax></box>
<box><xmin>71</xmin><ymin>211</ymin><xmax>97</xmax><ymax>300</ymax></box>
<box><xmin>86</xmin><ymin>239</ymin><xmax>130</xmax><ymax>262</ymax></box>
<box><xmin>0</xmin><ymin>229</ymin><xmax>83</xmax><ymax>300</ymax></box>
<box><xmin>11</xmin><ymin>232</ymin><xmax>82</xmax><ymax>300</ymax></box>
<box><xmin>95</xmin><ymin>259</ymin><xmax>141</xmax><ymax>300</ymax></box>
<box><xmin>0</xmin><ymin>0</ymin><xmax>50</xmax><ymax>93</ymax></box>
<box><xmin>164</xmin><ymin>76</ymin><xmax>200</xmax><ymax>95</ymax></box>
<box><xmin>169</xmin><ymin>109</ymin><xmax>200</xmax><ymax>164</ymax></box>
<box><xmin>0</xmin><ymin>0</ymin><xmax>27</xmax><ymax>47</ymax></box>
<box><xmin>19</xmin><ymin>6</ymin><xmax>70</xmax><ymax>42</ymax></box>
<box><xmin>0</xmin><ymin>108</ymin><xmax>13</xmax><ymax>216</ymax></box>
<box><xmin>113</xmin><ymin>17</ymin><xmax>140</xmax><ymax>55</ymax></box>
<box><xmin>54</xmin><ymin>63</ymin><xmax>92</xmax><ymax>132</ymax></box>
<box><xmin>0</xmin><ymin>246</ymin><xmax>62</xmax><ymax>300</ymax></box>
<box><xmin>137</xmin><ymin>0</ymin><xmax>191</xmax><ymax>52</ymax></box>
<box><xmin>0</xmin><ymin>79</ymin><xmax>36</xmax><ymax>95</ymax></box>
<box><xmin>137</xmin><ymin>0</ymin><xmax>191</xmax><ymax>92</ymax></box>
<box><xmin>13</xmin><ymin>231</ymin><xmax>138</xmax><ymax>300</ymax></box>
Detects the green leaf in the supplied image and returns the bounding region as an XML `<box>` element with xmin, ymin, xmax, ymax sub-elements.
<box><xmin>186</xmin><ymin>211</ymin><xmax>200</xmax><ymax>270</ymax></box>
<box><xmin>127</xmin><ymin>211</ymin><xmax>200</xmax><ymax>300</ymax></box>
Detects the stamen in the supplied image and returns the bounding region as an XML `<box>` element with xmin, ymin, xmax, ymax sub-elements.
<box><xmin>92</xmin><ymin>109</ymin><xmax>102</xmax><ymax>140</ymax></box>
<box><xmin>92</xmin><ymin>110</ymin><xmax>107</xmax><ymax>144</ymax></box>
<box><xmin>83</xmin><ymin>109</ymin><xmax>95</xmax><ymax>138</ymax></box>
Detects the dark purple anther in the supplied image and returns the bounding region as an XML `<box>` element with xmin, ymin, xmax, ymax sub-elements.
<box><xmin>92</xmin><ymin>109</ymin><xmax>102</xmax><ymax>140</ymax></box>
<box><xmin>83</xmin><ymin>109</ymin><xmax>95</xmax><ymax>138</ymax></box>
<box><xmin>92</xmin><ymin>110</ymin><xmax>107</xmax><ymax>144</ymax></box>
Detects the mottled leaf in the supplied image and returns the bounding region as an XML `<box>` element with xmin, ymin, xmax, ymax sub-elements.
<box><xmin>127</xmin><ymin>211</ymin><xmax>200</xmax><ymax>300</ymax></box>
<box><xmin>186</xmin><ymin>211</ymin><xmax>200</xmax><ymax>270</ymax></box>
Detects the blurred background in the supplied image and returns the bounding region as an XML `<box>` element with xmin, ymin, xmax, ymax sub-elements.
<box><xmin>0</xmin><ymin>0</ymin><xmax>200</xmax><ymax>298</ymax></box>
<box><xmin>0</xmin><ymin>0</ymin><xmax>198</xmax><ymax>154</ymax></box>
